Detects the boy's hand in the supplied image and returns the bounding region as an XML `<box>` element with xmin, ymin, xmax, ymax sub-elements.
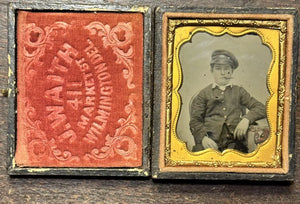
<box><xmin>234</xmin><ymin>118</ymin><xmax>250</xmax><ymax>140</ymax></box>
<box><xmin>202</xmin><ymin>136</ymin><xmax>218</xmax><ymax>150</ymax></box>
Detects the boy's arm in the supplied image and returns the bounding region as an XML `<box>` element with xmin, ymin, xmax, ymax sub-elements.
<box><xmin>239</xmin><ymin>87</ymin><xmax>267</xmax><ymax>123</ymax></box>
<box><xmin>189</xmin><ymin>91</ymin><xmax>208</xmax><ymax>144</ymax></box>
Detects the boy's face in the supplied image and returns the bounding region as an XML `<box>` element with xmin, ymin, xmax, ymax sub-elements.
<box><xmin>211</xmin><ymin>63</ymin><xmax>233</xmax><ymax>86</ymax></box>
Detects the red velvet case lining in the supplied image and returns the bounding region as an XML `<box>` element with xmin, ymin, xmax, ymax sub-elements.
<box><xmin>15</xmin><ymin>11</ymin><xmax>143</xmax><ymax>167</ymax></box>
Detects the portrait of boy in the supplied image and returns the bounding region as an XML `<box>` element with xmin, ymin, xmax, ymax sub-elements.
<box><xmin>189</xmin><ymin>50</ymin><xmax>267</xmax><ymax>153</ymax></box>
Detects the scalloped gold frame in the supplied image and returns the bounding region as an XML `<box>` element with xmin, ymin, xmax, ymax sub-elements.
<box><xmin>159</xmin><ymin>13</ymin><xmax>294</xmax><ymax>173</ymax></box>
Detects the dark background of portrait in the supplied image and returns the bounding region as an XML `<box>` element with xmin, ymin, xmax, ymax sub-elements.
<box><xmin>1</xmin><ymin>0</ymin><xmax>300</xmax><ymax>203</ymax></box>
<box><xmin>178</xmin><ymin>32</ymin><xmax>271</xmax><ymax>150</ymax></box>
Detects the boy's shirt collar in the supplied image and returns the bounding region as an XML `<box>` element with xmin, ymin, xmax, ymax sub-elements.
<box><xmin>212</xmin><ymin>83</ymin><xmax>233</xmax><ymax>91</ymax></box>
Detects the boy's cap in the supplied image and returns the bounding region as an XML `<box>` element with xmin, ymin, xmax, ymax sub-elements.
<box><xmin>210</xmin><ymin>50</ymin><xmax>239</xmax><ymax>69</ymax></box>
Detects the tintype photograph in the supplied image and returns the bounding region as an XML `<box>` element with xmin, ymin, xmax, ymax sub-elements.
<box><xmin>152</xmin><ymin>7</ymin><xmax>298</xmax><ymax>180</ymax></box>
<box><xmin>178</xmin><ymin>33</ymin><xmax>270</xmax><ymax>154</ymax></box>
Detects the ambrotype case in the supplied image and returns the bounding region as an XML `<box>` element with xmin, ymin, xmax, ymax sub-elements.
<box><xmin>8</xmin><ymin>3</ymin><xmax>152</xmax><ymax>176</ymax></box>
<box><xmin>152</xmin><ymin>7</ymin><xmax>298</xmax><ymax>180</ymax></box>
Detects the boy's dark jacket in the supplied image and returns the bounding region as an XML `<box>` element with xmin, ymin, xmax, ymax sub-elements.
<box><xmin>189</xmin><ymin>84</ymin><xmax>266</xmax><ymax>150</ymax></box>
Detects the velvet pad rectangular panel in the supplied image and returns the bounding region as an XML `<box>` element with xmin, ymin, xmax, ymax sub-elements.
<box><xmin>16</xmin><ymin>11</ymin><xmax>143</xmax><ymax>167</ymax></box>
